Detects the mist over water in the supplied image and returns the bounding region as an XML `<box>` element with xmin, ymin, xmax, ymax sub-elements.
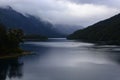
<box><xmin>2</xmin><ymin>38</ymin><xmax>120</xmax><ymax>80</ymax></box>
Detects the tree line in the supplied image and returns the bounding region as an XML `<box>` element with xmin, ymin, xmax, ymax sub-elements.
<box><xmin>0</xmin><ymin>23</ymin><xmax>24</xmax><ymax>54</ymax></box>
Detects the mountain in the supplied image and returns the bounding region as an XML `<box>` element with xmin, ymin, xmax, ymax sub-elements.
<box><xmin>67</xmin><ymin>13</ymin><xmax>120</xmax><ymax>45</ymax></box>
<box><xmin>0</xmin><ymin>7</ymin><xmax>63</xmax><ymax>38</ymax></box>
<box><xmin>53</xmin><ymin>24</ymin><xmax>83</xmax><ymax>36</ymax></box>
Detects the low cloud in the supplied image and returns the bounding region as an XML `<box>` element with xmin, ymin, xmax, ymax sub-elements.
<box><xmin>65</xmin><ymin>0</ymin><xmax>120</xmax><ymax>8</ymax></box>
<box><xmin>0</xmin><ymin>0</ymin><xmax>119</xmax><ymax>26</ymax></box>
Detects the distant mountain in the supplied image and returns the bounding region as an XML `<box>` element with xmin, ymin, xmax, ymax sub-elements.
<box><xmin>0</xmin><ymin>7</ymin><xmax>63</xmax><ymax>38</ymax></box>
<box><xmin>54</xmin><ymin>24</ymin><xmax>83</xmax><ymax>36</ymax></box>
<box><xmin>67</xmin><ymin>13</ymin><xmax>120</xmax><ymax>45</ymax></box>
<box><xmin>24</xmin><ymin>34</ymin><xmax>48</xmax><ymax>41</ymax></box>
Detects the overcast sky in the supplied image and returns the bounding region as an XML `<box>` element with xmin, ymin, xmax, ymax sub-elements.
<box><xmin>0</xmin><ymin>0</ymin><xmax>120</xmax><ymax>26</ymax></box>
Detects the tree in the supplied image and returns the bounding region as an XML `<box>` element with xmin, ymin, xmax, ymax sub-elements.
<box><xmin>0</xmin><ymin>23</ymin><xmax>7</xmax><ymax>49</ymax></box>
<box><xmin>7</xmin><ymin>28</ymin><xmax>24</xmax><ymax>48</ymax></box>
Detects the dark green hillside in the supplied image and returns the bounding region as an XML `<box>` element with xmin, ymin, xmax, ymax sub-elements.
<box><xmin>67</xmin><ymin>13</ymin><xmax>120</xmax><ymax>45</ymax></box>
<box><xmin>0</xmin><ymin>7</ymin><xmax>63</xmax><ymax>38</ymax></box>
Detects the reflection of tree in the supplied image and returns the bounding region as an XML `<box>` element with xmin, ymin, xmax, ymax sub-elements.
<box><xmin>0</xmin><ymin>58</ymin><xmax>23</xmax><ymax>80</ymax></box>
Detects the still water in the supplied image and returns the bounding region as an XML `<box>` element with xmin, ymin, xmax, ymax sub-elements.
<box><xmin>1</xmin><ymin>38</ymin><xmax>120</xmax><ymax>80</ymax></box>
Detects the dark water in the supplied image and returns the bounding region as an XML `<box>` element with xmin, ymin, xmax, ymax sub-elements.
<box><xmin>1</xmin><ymin>38</ymin><xmax>120</xmax><ymax>80</ymax></box>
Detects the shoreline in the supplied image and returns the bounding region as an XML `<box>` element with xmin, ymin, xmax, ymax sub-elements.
<box><xmin>0</xmin><ymin>51</ymin><xmax>32</xmax><ymax>59</ymax></box>
<box><xmin>67</xmin><ymin>38</ymin><xmax>120</xmax><ymax>45</ymax></box>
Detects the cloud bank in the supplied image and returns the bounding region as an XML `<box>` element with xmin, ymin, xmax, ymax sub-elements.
<box><xmin>0</xmin><ymin>0</ymin><xmax>119</xmax><ymax>26</ymax></box>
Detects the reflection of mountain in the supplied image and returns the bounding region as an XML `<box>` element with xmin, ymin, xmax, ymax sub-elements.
<box><xmin>0</xmin><ymin>58</ymin><xmax>23</xmax><ymax>80</ymax></box>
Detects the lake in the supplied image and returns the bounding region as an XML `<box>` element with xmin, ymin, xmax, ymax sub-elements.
<box><xmin>1</xmin><ymin>38</ymin><xmax>120</xmax><ymax>80</ymax></box>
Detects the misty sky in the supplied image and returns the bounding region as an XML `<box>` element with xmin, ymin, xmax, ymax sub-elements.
<box><xmin>0</xmin><ymin>0</ymin><xmax>120</xmax><ymax>26</ymax></box>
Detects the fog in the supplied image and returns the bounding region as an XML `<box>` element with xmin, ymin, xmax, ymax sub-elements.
<box><xmin>0</xmin><ymin>0</ymin><xmax>119</xmax><ymax>26</ymax></box>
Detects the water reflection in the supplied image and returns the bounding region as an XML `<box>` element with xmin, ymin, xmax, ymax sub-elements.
<box><xmin>0</xmin><ymin>58</ymin><xmax>23</xmax><ymax>80</ymax></box>
<box><xmin>18</xmin><ymin>39</ymin><xmax>120</xmax><ymax>80</ymax></box>
<box><xmin>85</xmin><ymin>45</ymin><xmax>120</xmax><ymax>65</ymax></box>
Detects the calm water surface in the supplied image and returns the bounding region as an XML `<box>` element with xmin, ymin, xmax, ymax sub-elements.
<box><xmin>1</xmin><ymin>38</ymin><xmax>120</xmax><ymax>80</ymax></box>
